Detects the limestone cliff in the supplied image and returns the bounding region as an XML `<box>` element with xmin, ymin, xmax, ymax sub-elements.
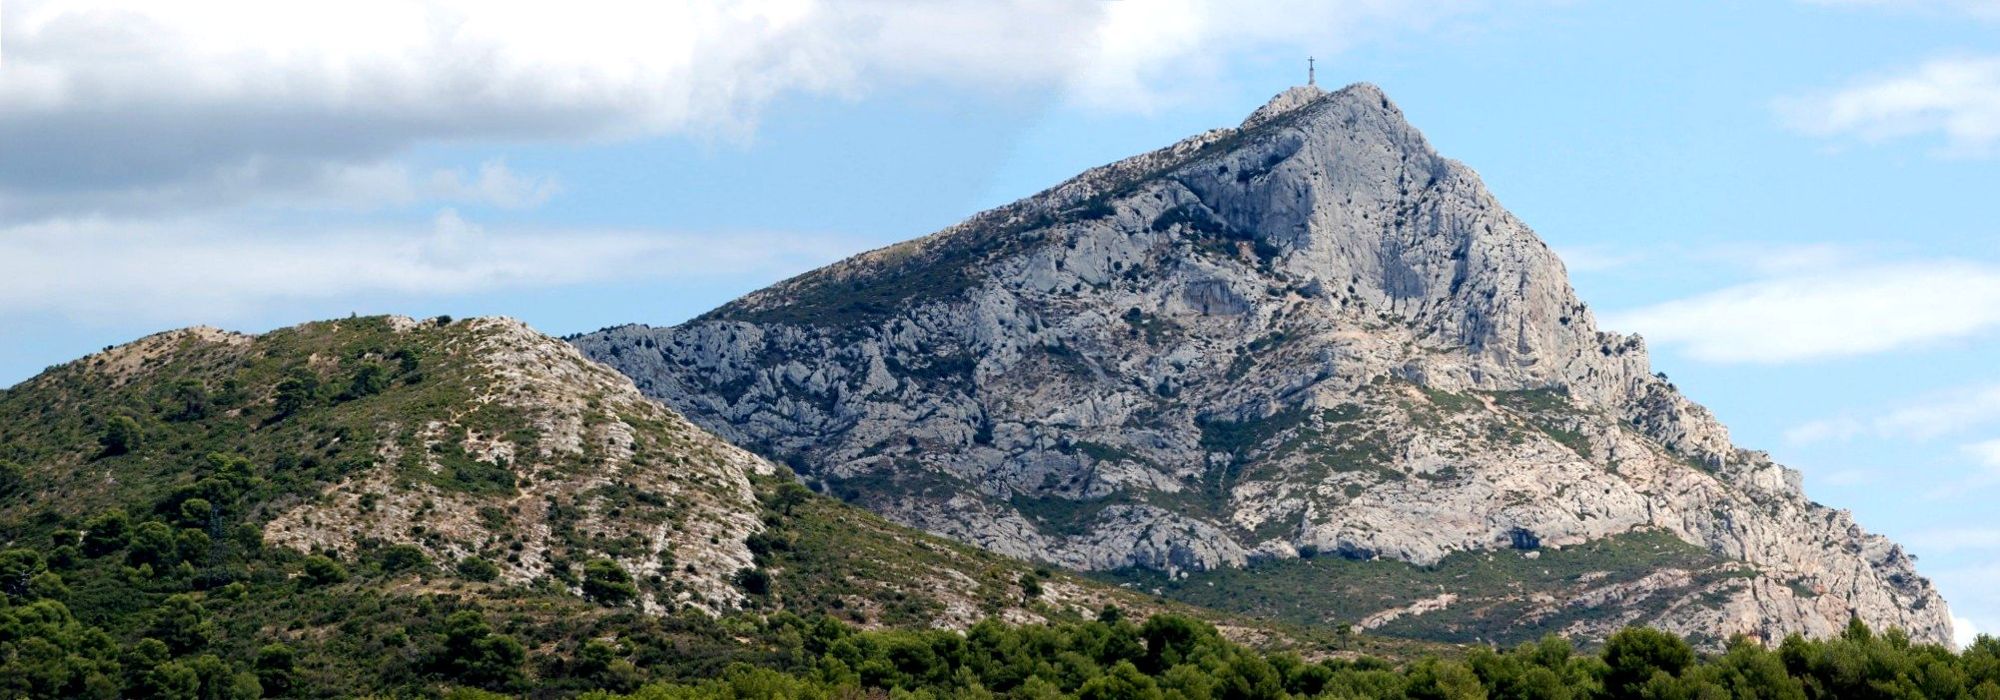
<box><xmin>574</xmin><ymin>84</ymin><xmax>1951</xmax><ymax>646</ymax></box>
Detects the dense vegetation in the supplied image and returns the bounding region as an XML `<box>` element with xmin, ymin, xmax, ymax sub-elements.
<box><xmin>7</xmin><ymin>532</ymin><xmax>1996</xmax><ymax>700</ymax></box>
<box><xmin>575</xmin><ymin>614</ymin><xmax>1996</xmax><ymax>699</ymax></box>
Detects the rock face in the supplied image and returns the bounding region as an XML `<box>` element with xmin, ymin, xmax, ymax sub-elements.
<box><xmin>574</xmin><ymin>84</ymin><xmax>1952</xmax><ymax>645</ymax></box>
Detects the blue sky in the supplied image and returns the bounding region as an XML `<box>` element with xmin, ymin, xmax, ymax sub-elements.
<box><xmin>4</xmin><ymin>1</ymin><xmax>1999</xmax><ymax>644</ymax></box>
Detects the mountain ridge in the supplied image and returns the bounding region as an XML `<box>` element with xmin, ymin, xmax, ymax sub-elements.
<box><xmin>575</xmin><ymin>83</ymin><xmax>1953</xmax><ymax>647</ymax></box>
<box><xmin>2</xmin><ymin>313</ymin><xmax>1454</xmax><ymax>695</ymax></box>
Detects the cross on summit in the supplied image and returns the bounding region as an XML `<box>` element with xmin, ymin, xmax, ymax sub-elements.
<box><xmin>1308</xmin><ymin>56</ymin><xmax>1315</xmax><ymax>86</ymax></box>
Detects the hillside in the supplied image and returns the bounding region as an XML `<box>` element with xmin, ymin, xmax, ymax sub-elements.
<box><xmin>573</xmin><ymin>83</ymin><xmax>1952</xmax><ymax>648</ymax></box>
<box><xmin>0</xmin><ymin>315</ymin><xmax>1432</xmax><ymax>697</ymax></box>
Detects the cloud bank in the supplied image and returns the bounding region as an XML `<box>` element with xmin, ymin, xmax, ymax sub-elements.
<box><xmin>0</xmin><ymin>210</ymin><xmax>862</xmax><ymax>324</ymax></box>
<box><xmin>1799</xmin><ymin>0</ymin><xmax>2000</xmax><ymax>20</ymax></box>
<box><xmin>0</xmin><ymin>0</ymin><xmax>1502</xmax><ymax>327</ymax></box>
<box><xmin>0</xmin><ymin>0</ymin><xmax>1479</xmax><ymax>221</ymax></box>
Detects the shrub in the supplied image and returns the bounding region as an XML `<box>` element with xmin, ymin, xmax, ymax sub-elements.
<box><xmin>148</xmin><ymin>594</ymin><xmax>217</xmax><ymax>653</ymax></box>
<box><xmin>82</xmin><ymin>509</ymin><xmax>131</xmax><ymax>556</ymax></box>
<box><xmin>1098</xmin><ymin>605</ymin><xmax>1125</xmax><ymax>624</ymax></box>
<box><xmin>1019</xmin><ymin>572</ymin><xmax>1044</xmax><ymax>600</ymax></box>
<box><xmin>177</xmin><ymin>498</ymin><xmax>214</xmax><ymax>528</ymax></box>
<box><xmin>345</xmin><ymin>363</ymin><xmax>389</xmax><ymax>399</ymax></box>
<box><xmin>168</xmin><ymin>379</ymin><xmax>210</xmax><ymax>422</ymax></box>
<box><xmin>432</xmin><ymin>610</ymin><xmax>525</xmax><ymax>691</ymax></box>
<box><xmin>0</xmin><ymin>548</ymin><xmax>46</xmax><ymax>598</ymax></box>
<box><xmin>1604</xmin><ymin>626</ymin><xmax>1695</xmax><ymax>697</ymax></box>
<box><xmin>128</xmin><ymin>521</ymin><xmax>179</xmax><ymax>568</ymax></box>
<box><xmin>765</xmin><ymin>481</ymin><xmax>813</xmax><ymax>515</ymax></box>
<box><xmin>27</xmin><ymin>571</ymin><xmax>69</xmax><ymax>601</ymax></box>
<box><xmin>1142</xmin><ymin>615</ymin><xmax>1216</xmax><ymax>672</ymax></box>
<box><xmin>255</xmin><ymin>644</ymin><xmax>296</xmax><ymax>697</ymax></box>
<box><xmin>745</xmin><ymin>531</ymin><xmax>793</xmax><ymax>565</ymax></box>
<box><xmin>100</xmin><ymin>415</ymin><xmax>143</xmax><ymax>456</ymax></box>
<box><xmin>378</xmin><ymin>544</ymin><xmax>430</xmax><ymax>574</ymax></box>
<box><xmin>301</xmin><ymin>555</ymin><xmax>348</xmax><ymax>587</ymax></box>
<box><xmin>456</xmin><ymin>557</ymin><xmax>501</xmax><ymax>582</ymax></box>
<box><xmin>273</xmin><ymin>369</ymin><xmax>321</xmax><ymax>417</ymax></box>
<box><xmin>734</xmin><ymin>567</ymin><xmax>772</xmax><ymax>596</ymax></box>
<box><xmin>582</xmin><ymin>559</ymin><xmax>638</xmax><ymax>606</ymax></box>
<box><xmin>0</xmin><ymin>459</ymin><xmax>23</xmax><ymax>498</ymax></box>
<box><xmin>175</xmin><ymin>528</ymin><xmax>211</xmax><ymax>566</ymax></box>
<box><xmin>1078</xmin><ymin>661</ymin><xmax>1163</xmax><ymax>700</ymax></box>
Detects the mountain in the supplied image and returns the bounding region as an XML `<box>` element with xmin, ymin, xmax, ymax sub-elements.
<box><xmin>1</xmin><ymin>315</ymin><xmax>1425</xmax><ymax>696</ymax></box>
<box><xmin>572</xmin><ymin>83</ymin><xmax>1952</xmax><ymax>648</ymax></box>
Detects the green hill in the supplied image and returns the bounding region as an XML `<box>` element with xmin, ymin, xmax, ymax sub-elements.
<box><xmin>0</xmin><ymin>315</ymin><xmax>1434</xmax><ymax>698</ymax></box>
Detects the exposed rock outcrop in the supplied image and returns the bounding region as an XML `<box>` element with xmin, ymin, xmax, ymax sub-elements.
<box><xmin>575</xmin><ymin>84</ymin><xmax>1951</xmax><ymax>646</ymax></box>
<box><xmin>261</xmin><ymin>317</ymin><xmax>773</xmax><ymax>612</ymax></box>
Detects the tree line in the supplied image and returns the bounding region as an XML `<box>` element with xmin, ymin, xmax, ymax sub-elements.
<box><xmin>553</xmin><ymin>610</ymin><xmax>1997</xmax><ymax>700</ymax></box>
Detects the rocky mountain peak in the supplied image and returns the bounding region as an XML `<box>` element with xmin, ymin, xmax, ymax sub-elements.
<box><xmin>1240</xmin><ymin>83</ymin><xmax>1328</xmax><ymax>129</ymax></box>
<box><xmin>576</xmin><ymin>85</ymin><xmax>1951</xmax><ymax>647</ymax></box>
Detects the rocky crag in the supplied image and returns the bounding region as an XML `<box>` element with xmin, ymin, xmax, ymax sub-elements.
<box><xmin>574</xmin><ymin>84</ymin><xmax>1952</xmax><ymax>646</ymax></box>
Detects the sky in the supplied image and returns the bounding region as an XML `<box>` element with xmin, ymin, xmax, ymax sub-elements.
<box><xmin>3</xmin><ymin>0</ymin><xmax>1999</xmax><ymax>645</ymax></box>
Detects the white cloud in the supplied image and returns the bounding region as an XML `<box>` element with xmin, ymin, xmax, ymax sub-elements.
<box><xmin>1784</xmin><ymin>417</ymin><xmax>1868</xmax><ymax>445</ymax></box>
<box><xmin>1918</xmin><ymin>439</ymin><xmax>2000</xmax><ymax>496</ymax></box>
<box><xmin>0</xmin><ymin>155</ymin><xmax>560</xmax><ymax>220</ymax></box>
<box><xmin>1799</xmin><ymin>0</ymin><xmax>2000</xmax><ymax>20</ymax></box>
<box><xmin>1967</xmin><ymin>438</ymin><xmax>2000</xmax><ymax>467</ymax></box>
<box><xmin>1928</xmin><ymin>562</ymin><xmax>2000</xmax><ymax>647</ymax></box>
<box><xmin>1775</xmin><ymin>55</ymin><xmax>2000</xmax><ymax>156</ymax></box>
<box><xmin>0</xmin><ymin>210</ymin><xmax>862</xmax><ymax>324</ymax></box>
<box><xmin>1061</xmin><ymin>0</ymin><xmax>1476</xmax><ymax>113</ymax></box>
<box><xmin>1731</xmin><ymin>243</ymin><xmax>1869</xmax><ymax>276</ymax></box>
<box><xmin>1603</xmin><ymin>259</ymin><xmax>2000</xmax><ymax>364</ymax></box>
<box><xmin>1786</xmin><ymin>384</ymin><xmax>2000</xmax><ymax>444</ymax></box>
<box><xmin>0</xmin><ymin>0</ymin><xmax>1481</xmax><ymax>220</ymax></box>
<box><xmin>1555</xmin><ymin>242</ymin><xmax>1874</xmax><ymax>278</ymax></box>
<box><xmin>1785</xmin><ymin>395</ymin><xmax>2000</xmax><ymax>497</ymax></box>
<box><xmin>1956</xmin><ymin>615</ymin><xmax>1983</xmax><ymax>648</ymax></box>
